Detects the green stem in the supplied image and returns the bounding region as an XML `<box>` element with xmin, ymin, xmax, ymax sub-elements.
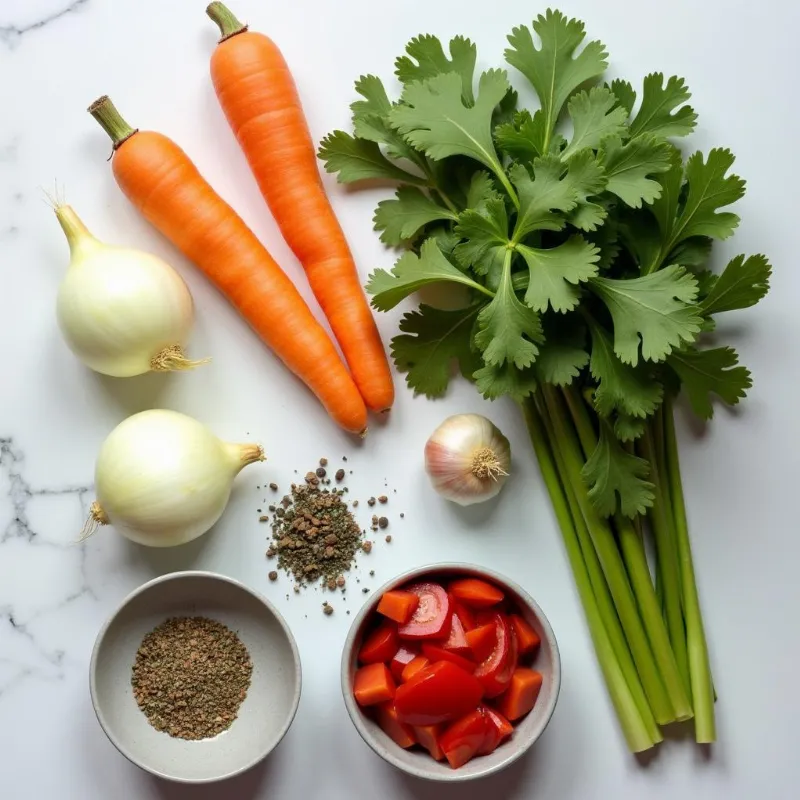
<box><xmin>522</xmin><ymin>399</ymin><xmax>656</xmax><ymax>752</ymax></box>
<box><xmin>536</xmin><ymin>397</ymin><xmax>661</xmax><ymax>744</ymax></box>
<box><xmin>641</xmin><ymin>427</ymin><xmax>691</xmax><ymax>701</ymax></box>
<box><xmin>87</xmin><ymin>96</ymin><xmax>136</xmax><ymax>150</ymax></box>
<box><xmin>542</xmin><ymin>386</ymin><xmax>675</xmax><ymax>725</ymax></box>
<box><xmin>663</xmin><ymin>399</ymin><xmax>716</xmax><ymax>743</ymax></box>
<box><xmin>418</xmin><ymin>158</ymin><xmax>460</xmax><ymax>214</ymax></box>
<box><xmin>206</xmin><ymin>2</ymin><xmax>248</xmax><ymax>40</ymax></box>
<box><xmin>653</xmin><ymin>406</ymin><xmax>681</xmax><ymax>599</ymax></box>
<box><xmin>562</xmin><ymin>385</ymin><xmax>597</xmax><ymax>458</ymax></box>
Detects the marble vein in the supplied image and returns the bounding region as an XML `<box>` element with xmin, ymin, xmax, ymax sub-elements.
<box><xmin>0</xmin><ymin>0</ymin><xmax>90</xmax><ymax>49</ymax></box>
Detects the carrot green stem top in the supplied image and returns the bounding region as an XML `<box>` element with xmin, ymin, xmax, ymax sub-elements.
<box><xmin>206</xmin><ymin>2</ymin><xmax>248</xmax><ymax>41</ymax></box>
<box><xmin>88</xmin><ymin>96</ymin><xmax>136</xmax><ymax>149</ymax></box>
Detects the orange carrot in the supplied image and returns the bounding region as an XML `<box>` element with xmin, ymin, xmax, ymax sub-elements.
<box><xmin>509</xmin><ymin>614</ymin><xmax>541</xmax><ymax>657</ymax></box>
<box><xmin>401</xmin><ymin>656</ymin><xmax>430</xmax><ymax>683</ymax></box>
<box><xmin>88</xmin><ymin>96</ymin><xmax>367</xmax><ymax>435</ymax></box>
<box><xmin>449</xmin><ymin>578</ymin><xmax>505</xmax><ymax>608</ymax></box>
<box><xmin>206</xmin><ymin>2</ymin><xmax>394</xmax><ymax>413</ymax></box>
<box><xmin>377</xmin><ymin>590</ymin><xmax>421</xmax><ymax>625</ymax></box>
<box><xmin>413</xmin><ymin>724</ymin><xmax>446</xmax><ymax>761</ymax></box>
<box><xmin>465</xmin><ymin>623</ymin><xmax>497</xmax><ymax>663</ymax></box>
<box><xmin>377</xmin><ymin>702</ymin><xmax>417</xmax><ymax>749</ymax></box>
<box><xmin>495</xmin><ymin>669</ymin><xmax>543</xmax><ymax>721</ymax></box>
<box><xmin>354</xmin><ymin>663</ymin><xmax>396</xmax><ymax>707</ymax></box>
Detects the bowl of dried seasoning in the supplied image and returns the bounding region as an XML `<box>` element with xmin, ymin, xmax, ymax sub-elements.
<box><xmin>89</xmin><ymin>571</ymin><xmax>301</xmax><ymax>783</ymax></box>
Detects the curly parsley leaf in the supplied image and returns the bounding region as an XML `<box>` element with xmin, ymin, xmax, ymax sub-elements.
<box><xmin>373</xmin><ymin>187</ymin><xmax>458</xmax><ymax>245</ymax></box>
<box><xmin>505</xmin><ymin>10</ymin><xmax>608</xmax><ymax>146</ymax></box>
<box><xmin>395</xmin><ymin>35</ymin><xmax>477</xmax><ymax>104</ymax></box>
<box><xmin>318</xmin><ymin>131</ymin><xmax>424</xmax><ymax>184</ymax></box>
<box><xmin>454</xmin><ymin>195</ymin><xmax>510</xmax><ymax>275</ymax></box>
<box><xmin>390</xmin><ymin>70</ymin><xmax>510</xmax><ymax>179</ymax></box>
<box><xmin>701</xmin><ymin>253</ymin><xmax>771</xmax><ymax>315</ymax></box>
<box><xmin>588</xmin><ymin>320</ymin><xmax>664</xmax><ymax>417</ymax></box>
<box><xmin>582</xmin><ymin>420</ymin><xmax>655</xmax><ymax>518</ymax></box>
<box><xmin>628</xmin><ymin>73</ymin><xmax>697</xmax><ymax>139</ymax></box>
<box><xmin>562</xmin><ymin>87</ymin><xmax>629</xmax><ymax>160</ymax></box>
<box><xmin>475</xmin><ymin>254</ymin><xmax>543</xmax><ymax>368</ymax></box>
<box><xmin>475</xmin><ymin>362</ymin><xmax>538</xmax><ymax>401</ymax></box>
<box><xmin>599</xmin><ymin>134</ymin><xmax>674</xmax><ymax>208</ymax></box>
<box><xmin>668</xmin><ymin>346</ymin><xmax>752</xmax><ymax>419</ymax></box>
<box><xmin>390</xmin><ymin>304</ymin><xmax>483</xmax><ymax>397</ymax></box>
<box><xmin>518</xmin><ymin>236</ymin><xmax>600</xmax><ymax>313</ymax></box>
<box><xmin>590</xmin><ymin>266</ymin><xmax>703</xmax><ymax>364</ymax></box>
<box><xmin>367</xmin><ymin>238</ymin><xmax>491</xmax><ymax>311</ymax></box>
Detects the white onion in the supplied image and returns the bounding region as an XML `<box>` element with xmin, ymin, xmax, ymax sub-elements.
<box><xmin>54</xmin><ymin>204</ymin><xmax>207</xmax><ymax>377</ymax></box>
<box><xmin>85</xmin><ymin>409</ymin><xmax>264</xmax><ymax>547</ymax></box>
<box><xmin>424</xmin><ymin>414</ymin><xmax>511</xmax><ymax>505</ymax></box>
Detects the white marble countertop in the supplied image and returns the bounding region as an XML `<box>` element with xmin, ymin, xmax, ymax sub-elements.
<box><xmin>1</xmin><ymin>1</ymin><xmax>798</xmax><ymax>798</ymax></box>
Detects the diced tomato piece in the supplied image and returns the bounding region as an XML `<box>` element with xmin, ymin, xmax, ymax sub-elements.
<box><xmin>394</xmin><ymin>661</ymin><xmax>484</xmax><ymax>726</ymax></box>
<box><xmin>473</xmin><ymin>612</ymin><xmax>514</xmax><ymax>697</ymax></box>
<box><xmin>465</xmin><ymin>623</ymin><xmax>497</xmax><ymax>663</ymax></box>
<box><xmin>398</xmin><ymin>582</ymin><xmax>452</xmax><ymax>640</ymax></box>
<box><xmin>420</xmin><ymin>643</ymin><xmax>476</xmax><ymax>673</ymax></box>
<box><xmin>509</xmin><ymin>614</ymin><xmax>541</xmax><ymax>658</ymax></box>
<box><xmin>450</xmin><ymin>595</ymin><xmax>477</xmax><ymax>632</ymax></box>
<box><xmin>495</xmin><ymin>668</ymin><xmax>543</xmax><ymax>721</ymax></box>
<box><xmin>377</xmin><ymin>590</ymin><xmax>421</xmax><ymax>624</ymax></box>
<box><xmin>359</xmin><ymin>621</ymin><xmax>399</xmax><ymax>665</ymax></box>
<box><xmin>413</xmin><ymin>724</ymin><xmax>445</xmax><ymax>761</ymax></box>
<box><xmin>478</xmin><ymin>706</ymin><xmax>513</xmax><ymax>755</ymax></box>
<box><xmin>449</xmin><ymin>578</ymin><xmax>504</xmax><ymax>608</ymax></box>
<box><xmin>353</xmin><ymin>663</ymin><xmax>395</xmax><ymax>707</ymax></box>
<box><xmin>376</xmin><ymin>701</ymin><xmax>416</xmax><ymax>748</ymax></box>
<box><xmin>441</xmin><ymin>613</ymin><xmax>470</xmax><ymax>655</ymax></box>
<box><xmin>401</xmin><ymin>655</ymin><xmax>429</xmax><ymax>683</ymax></box>
<box><xmin>439</xmin><ymin>708</ymin><xmax>491</xmax><ymax>769</ymax></box>
<box><xmin>389</xmin><ymin>646</ymin><xmax>419</xmax><ymax>681</ymax></box>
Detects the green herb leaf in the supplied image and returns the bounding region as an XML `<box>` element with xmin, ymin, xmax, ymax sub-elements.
<box><xmin>391</xmin><ymin>304</ymin><xmax>483</xmax><ymax>397</ymax></box>
<box><xmin>367</xmin><ymin>238</ymin><xmax>491</xmax><ymax>311</ymax></box>
<box><xmin>701</xmin><ymin>253</ymin><xmax>771</xmax><ymax>315</ymax></box>
<box><xmin>373</xmin><ymin>187</ymin><xmax>458</xmax><ymax>245</ymax></box>
<box><xmin>318</xmin><ymin>131</ymin><xmax>424</xmax><ymax>184</ymax></box>
<box><xmin>454</xmin><ymin>195</ymin><xmax>510</xmax><ymax>275</ymax></box>
<box><xmin>395</xmin><ymin>34</ymin><xmax>477</xmax><ymax>104</ymax></box>
<box><xmin>564</xmin><ymin>149</ymin><xmax>608</xmax><ymax>231</ymax></box>
<box><xmin>505</xmin><ymin>10</ymin><xmax>608</xmax><ymax>147</ymax></box>
<box><xmin>390</xmin><ymin>70</ymin><xmax>510</xmax><ymax>181</ymax></box>
<box><xmin>465</xmin><ymin>171</ymin><xmax>497</xmax><ymax>208</ymax></box>
<box><xmin>518</xmin><ymin>236</ymin><xmax>600</xmax><ymax>313</ymax></box>
<box><xmin>534</xmin><ymin>315</ymin><xmax>589</xmax><ymax>385</ymax></box>
<box><xmin>588</xmin><ymin>320</ymin><xmax>664</xmax><ymax>417</ymax></box>
<box><xmin>614</xmin><ymin>414</ymin><xmax>648</xmax><ymax>442</ymax></box>
<box><xmin>582</xmin><ymin>420</ymin><xmax>655</xmax><ymax>518</ymax></box>
<box><xmin>494</xmin><ymin>109</ymin><xmax>547</xmax><ymax>161</ymax></box>
<box><xmin>475</xmin><ymin>253</ymin><xmax>543</xmax><ymax>368</ymax></box>
<box><xmin>668</xmin><ymin>346</ymin><xmax>752</xmax><ymax>419</ymax></box>
<box><xmin>510</xmin><ymin>158</ymin><xmax>579</xmax><ymax>242</ymax></box>
<box><xmin>590</xmin><ymin>266</ymin><xmax>703</xmax><ymax>364</ymax></box>
<box><xmin>668</xmin><ymin>237</ymin><xmax>713</xmax><ymax>270</ymax></box>
<box><xmin>628</xmin><ymin>73</ymin><xmax>697</xmax><ymax>139</ymax></box>
<box><xmin>609</xmin><ymin>79</ymin><xmax>636</xmax><ymax>115</ymax></box>
<box><xmin>599</xmin><ymin>134</ymin><xmax>674</xmax><ymax>208</ymax></box>
<box><xmin>474</xmin><ymin>362</ymin><xmax>538</xmax><ymax>401</ymax></box>
<box><xmin>562</xmin><ymin>87</ymin><xmax>629</xmax><ymax>160</ymax></box>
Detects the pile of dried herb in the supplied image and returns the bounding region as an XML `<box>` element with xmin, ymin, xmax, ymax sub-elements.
<box><xmin>131</xmin><ymin>616</ymin><xmax>252</xmax><ymax>741</ymax></box>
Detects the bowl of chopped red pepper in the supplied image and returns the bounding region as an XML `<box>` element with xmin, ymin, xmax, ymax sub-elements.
<box><xmin>341</xmin><ymin>563</ymin><xmax>561</xmax><ymax>781</ymax></box>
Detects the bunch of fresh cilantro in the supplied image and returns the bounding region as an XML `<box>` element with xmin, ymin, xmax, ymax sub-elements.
<box><xmin>319</xmin><ymin>9</ymin><xmax>770</xmax><ymax>753</ymax></box>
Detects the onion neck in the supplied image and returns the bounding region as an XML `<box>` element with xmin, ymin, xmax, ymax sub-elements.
<box><xmin>55</xmin><ymin>205</ymin><xmax>100</xmax><ymax>259</ymax></box>
<box><xmin>206</xmin><ymin>2</ymin><xmax>248</xmax><ymax>41</ymax></box>
<box><xmin>225</xmin><ymin>443</ymin><xmax>265</xmax><ymax>474</ymax></box>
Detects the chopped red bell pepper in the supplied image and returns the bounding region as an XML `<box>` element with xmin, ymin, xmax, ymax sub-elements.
<box><xmin>394</xmin><ymin>661</ymin><xmax>484</xmax><ymax>726</ymax></box>
<box><xmin>358</xmin><ymin>621</ymin><xmax>399</xmax><ymax>665</ymax></box>
<box><xmin>420</xmin><ymin>643</ymin><xmax>477</xmax><ymax>673</ymax></box>
<box><xmin>439</xmin><ymin>707</ymin><xmax>491</xmax><ymax>769</ymax></box>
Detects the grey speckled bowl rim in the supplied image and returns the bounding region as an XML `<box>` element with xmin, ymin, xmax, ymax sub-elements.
<box><xmin>89</xmin><ymin>570</ymin><xmax>302</xmax><ymax>785</ymax></box>
<box><xmin>341</xmin><ymin>562</ymin><xmax>561</xmax><ymax>783</ymax></box>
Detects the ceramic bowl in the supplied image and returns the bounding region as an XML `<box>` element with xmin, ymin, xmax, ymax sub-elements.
<box><xmin>90</xmin><ymin>571</ymin><xmax>301</xmax><ymax>783</ymax></box>
<box><xmin>341</xmin><ymin>563</ymin><xmax>561</xmax><ymax>782</ymax></box>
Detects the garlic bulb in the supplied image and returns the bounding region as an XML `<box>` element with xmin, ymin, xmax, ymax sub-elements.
<box><xmin>424</xmin><ymin>414</ymin><xmax>511</xmax><ymax>505</ymax></box>
<box><xmin>54</xmin><ymin>204</ymin><xmax>207</xmax><ymax>377</ymax></box>
<box><xmin>84</xmin><ymin>409</ymin><xmax>264</xmax><ymax>547</ymax></box>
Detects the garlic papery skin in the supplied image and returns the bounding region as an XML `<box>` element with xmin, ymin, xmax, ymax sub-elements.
<box><xmin>424</xmin><ymin>414</ymin><xmax>511</xmax><ymax>506</ymax></box>
<box><xmin>54</xmin><ymin>204</ymin><xmax>207</xmax><ymax>377</ymax></box>
<box><xmin>87</xmin><ymin>409</ymin><xmax>264</xmax><ymax>547</ymax></box>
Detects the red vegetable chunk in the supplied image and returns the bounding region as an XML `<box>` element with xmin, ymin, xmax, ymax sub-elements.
<box><xmin>376</xmin><ymin>702</ymin><xmax>416</xmax><ymax>748</ymax></box>
<box><xmin>394</xmin><ymin>661</ymin><xmax>484</xmax><ymax>726</ymax></box>
<box><xmin>495</xmin><ymin>668</ymin><xmax>543</xmax><ymax>721</ymax></box>
<box><xmin>353</xmin><ymin>663</ymin><xmax>395</xmax><ymax>707</ymax></box>
<box><xmin>401</xmin><ymin>655</ymin><xmax>429</xmax><ymax>683</ymax></box>
<box><xmin>421</xmin><ymin>643</ymin><xmax>477</xmax><ymax>673</ymax></box>
<box><xmin>449</xmin><ymin>578</ymin><xmax>504</xmax><ymax>608</ymax></box>
<box><xmin>378</xmin><ymin>590</ymin><xmax>421</xmax><ymax>624</ymax></box>
<box><xmin>442</xmin><ymin>613</ymin><xmax>470</xmax><ymax>654</ymax></box>
<box><xmin>359</xmin><ymin>621</ymin><xmax>399</xmax><ymax>665</ymax></box>
<box><xmin>439</xmin><ymin>708</ymin><xmax>490</xmax><ymax>769</ymax></box>
<box><xmin>398</xmin><ymin>582</ymin><xmax>452</xmax><ymax>640</ymax></box>
<box><xmin>413</xmin><ymin>723</ymin><xmax>445</xmax><ymax>761</ymax></box>
<box><xmin>465</xmin><ymin>623</ymin><xmax>497</xmax><ymax>663</ymax></box>
<box><xmin>474</xmin><ymin>613</ymin><xmax>515</xmax><ymax>698</ymax></box>
<box><xmin>390</xmin><ymin>646</ymin><xmax>419</xmax><ymax>681</ymax></box>
<box><xmin>478</xmin><ymin>706</ymin><xmax>513</xmax><ymax>755</ymax></box>
<box><xmin>509</xmin><ymin>614</ymin><xmax>541</xmax><ymax>657</ymax></box>
<box><xmin>451</xmin><ymin>596</ymin><xmax>478</xmax><ymax>631</ymax></box>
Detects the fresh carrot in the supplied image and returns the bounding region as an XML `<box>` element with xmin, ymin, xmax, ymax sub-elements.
<box><xmin>354</xmin><ymin>663</ymin><xmax>396</xmax><ymax>707</ymax></box>
<box><xmin>413</xmin><ymin>724</ymin><xmax>446</xmax><ymax>761</ymax></box>
<box><xmin>206</xmin><ymin>2</ymin><xmax>395</xmax><ymax>413</ymax></box>
<box><xmin>88</xmin><ymin>96</ymin><xmax>367</xmax><ymax>435</ymax></box>
<box><xmin>376</xmin><ymin>702</ymin><xmax>417</xmax><ymax>748</ymax></box>
<box><xmin>508</xmin><ymin>614</ymin><xmax>541</xmax><ymax>657</ymax></box>
<box><xmin>449</xmin><ymin>578</ymin><xmax>505</xmax><ymax>608</ymax></box>
<box><xmin>377</xmin><ymin>590</ymin><xmax>421</xmax><ymax>625</ymax></box>
<box><xmin>401</xmin><ymin>655</ymin><xmax>430</xmax><ymax>683</ymax></box>
<box><xmin>465</xmin><ymin>623</ymin><xmax>497</xmax><ymax>663</ymax></box>
<box><xmin>495</xmin><ymin>669</ymin><xmax>543</xmax><ymax>721</ymax></box>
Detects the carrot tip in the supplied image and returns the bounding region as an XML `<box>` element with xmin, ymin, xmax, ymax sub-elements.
<box><xmin>359</xmin><ymin>428</ymin><xmax>369</xmax><ymax>439</ymax></box>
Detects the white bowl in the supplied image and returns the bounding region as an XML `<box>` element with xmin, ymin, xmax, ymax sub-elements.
<box><xmin>90</xmin><ymin>571</ymin><xmax>301</xmax><ymax>783</ymax></box>
<box><xmin>341</xmin><ymin>563</ymin><xmax>561</xmax><ymax>782</ymax></box>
